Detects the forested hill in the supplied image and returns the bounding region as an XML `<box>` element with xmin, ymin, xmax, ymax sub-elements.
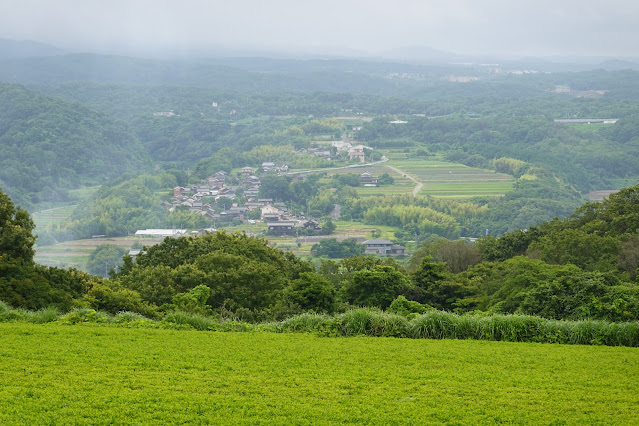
<box><xmin>0</xmin><ymin>83</ymin><xmax>151</xmax><ymax>208</ymax></box>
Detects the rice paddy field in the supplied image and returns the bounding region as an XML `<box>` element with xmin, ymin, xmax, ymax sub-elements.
<box><xmin>1</xmin><ymin>323</ymin><xmax>638</xmax><ymax>424</ymax></box>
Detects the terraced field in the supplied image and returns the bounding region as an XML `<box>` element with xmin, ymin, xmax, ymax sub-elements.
<box><xmin>386</xmin><ymin>154</ymin><xmax>514</xmax><ymax>198</ymax></box>
<box><xmin>32</xmin><ymin>205</ymin><xmax>77</xmax><ymax>229</ymax></box>
<box><xmin>325</xmin><ymin>152</ymin><xmax>514</xmax><ymax>199</ymax></box>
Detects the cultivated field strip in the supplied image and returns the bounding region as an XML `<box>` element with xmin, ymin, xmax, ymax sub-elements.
<box><xmin>1</xmin><ymin>324</ymin><xmax>638</xmax><ymax>424</ymax></box>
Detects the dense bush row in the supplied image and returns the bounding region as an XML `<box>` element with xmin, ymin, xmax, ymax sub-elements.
<box><xmin>1</xmin><ymin>302</ymin><xmax>637</xmax><ymax>347</ymax></box>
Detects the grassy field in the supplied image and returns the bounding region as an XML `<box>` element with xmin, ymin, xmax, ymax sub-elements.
<box><xmin>1</xmin><ymin>323</ymin><xmax>637</xmax><ymax>424</ymax></box>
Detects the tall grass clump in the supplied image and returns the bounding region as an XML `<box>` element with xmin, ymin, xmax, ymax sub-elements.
<box><xmin>0</xmin><ymin>301</ymin><xmax>26</xmax><ymax>322</ymax></box>
<box><xmin>58</xmin><ymin>308</ymin><xmax>111</xmax><ymax>324</ymax></box>
<box><xmin>0</xmin><ymin>300</ymin><xmax>11</xmax><ymax>315</ymax></box>
<box><xmin>275</xmin><ymin>313</ymin><xmax>337</xmax><ymax>334</ymax></box>
<box><xmin>27</xmin><ymin>307</ymin><xmax>60</xmax><ymax>324</ymax></box>
<box><xmin>339</xmin><ymin>308</ymin><xmax>408</xmax><ymax>337</ymax></box>
<box><xmin>163</xmin><ymin>311</ymin><xmax>219</xmax><ymax>331</ymax></box>
<box><xmin>408</xmin><ymin>310</ymin><xmax>459</xmax><ymax>339</ymax></box>
<box><xmin>114</xmin><ymin>311</ymin><xmax>149</xmax><ymax>323</ymax></box>
<box><xmin>609</xmin><ymin>322</ymin><xmax>639</xmax><ymax>347</ymax></box>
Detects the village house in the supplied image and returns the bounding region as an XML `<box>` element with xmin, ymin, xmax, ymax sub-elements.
<box><xmin>262</xmin><ymin>162</ymin><xmax>289</xmax><ymax>173</ymax></box>
<box><xmin>244</xmin><ymin>188</ymin><xmax>260</xmax><ymax>198</ymax></box>
<box><xmin>153</xmin><ymin>110</ymin><xmax>176</xmax><ymax>117</ymax></box>
<box><xmin>332</xmin><ymin>140</ymin><xmax>352</xmax><ymax>153</ymax></box>
<box><xmin>349</xmin><ymin>145</ymin><xmax>366</xmax><ymax>162</ymax></box>
<box><xmin>267</xmin><ymin>221</ymin><xmax>296</xmax><ymax>235</ymax></box>
<box><xmin>360</xmin><ymin>172</ymin><xmax>379</xmax><ymax>186</ymax></box>
<box><xmin>363</xmin><ymin>239</ymin><xmax>405</xmax><ymax>255</ymax></box>
<box><xmin>173</xmin><ymin>186</ymin><xmax>187</xmax><ymax>197</ymax></box>
<box><xmin>312</xmin><ymin>150</ymin><xmax>332</xmax><ymax>159</ymax></box>
<box><xmin>245</xmin><ymin>175</ymin><xmax>261</xmax><ymax>185</ymax></box>
<box><xmin>302</xmin><ymin>219</ymin><xmax>322</xmax><ymax>232</ymax></box>
<box><xmin>261</xmin><ymin>204</ymin><xmax>283</xmax><ymax>222</ymax></box>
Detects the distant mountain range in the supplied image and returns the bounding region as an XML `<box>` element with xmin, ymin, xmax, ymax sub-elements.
<box><xmin>0</xmin><ymin>38</ymin><xmax>638</xmax><ymax>73</ymax></box>
<box><xmin>0</xmin><ymin>38</ymin><xmax>67</xmax><ymax>59</ymax></box>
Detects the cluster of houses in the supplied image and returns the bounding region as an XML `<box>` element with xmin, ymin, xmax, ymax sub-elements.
<box><xmin>296</xmin><ymin>141</ymin><xmax>373</xmax><ymax>163</ymax></box>
<box><xmin>170</xmin><ymin>167</ymin><xmax>322</xmax><ymax>235</ymax></box>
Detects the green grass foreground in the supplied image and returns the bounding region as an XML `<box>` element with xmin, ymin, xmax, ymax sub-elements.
<box><xmin>1</xmin><ymin>323</ymin><xmax>638</xmax><ymax>424</ymax></box>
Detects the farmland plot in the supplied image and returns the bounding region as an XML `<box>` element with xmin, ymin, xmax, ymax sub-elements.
<box><xmin>1</xmin><ymin>324</ymin><xmax>637</xmax><ymax>425</ymax></box>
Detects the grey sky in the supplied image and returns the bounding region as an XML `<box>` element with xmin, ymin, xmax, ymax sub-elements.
<box><xmin>1</xmin><ymin>0</ymin><xmax>638</xmax><ymax>57</ymax></box>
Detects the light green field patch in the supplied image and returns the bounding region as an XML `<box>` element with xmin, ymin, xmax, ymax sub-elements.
<box><xmin>34</xmin><ymin>237</ymin><xmax>161</xmax><ymax>270</ymax></box>
<box><xmin>386</xmin><ymin>153</ymin><xmax>514</xmax><ymax>198</ymax></box>
<box><xmin>1</xmin><ymin>324</ymin><xmax>638</xmax><ymax>425</ymax></box>
<box><xmin>32</xmin><ymin>205</ymin><xmax>77</xmax><ymax>229</ymax></box>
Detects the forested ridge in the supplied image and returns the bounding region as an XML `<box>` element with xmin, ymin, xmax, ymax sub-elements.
<box><xmin>0</xmin><ymin>83</ymin><xmax>151</xmax><ymax>208</ymax></box>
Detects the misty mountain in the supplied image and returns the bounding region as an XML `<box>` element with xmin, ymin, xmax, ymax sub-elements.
<box><xmin>380</xmin><ymin>45</ymin><xmax>465</xmax><ymax>63</ymax></box>
<box><xmin>0</xmin><ymin>38</ymin><xmax>67</xmax><ymax>59</ymax></box>
<box><xmin>0</xmin><ymin>53</ymin><xmax>409</xmax><ymax>94</ymax></box>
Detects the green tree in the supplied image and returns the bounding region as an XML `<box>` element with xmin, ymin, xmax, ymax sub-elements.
<box><xmin>378</xmin><ymin>173</ymin><xmax>395</xmax><ymax>185</ymax></box>
<box><xmin>87</xmin><ymin>244</ymin><xmax>127</xmax><ymax>277</ymax></box>
<box><xmin>410</xmin><ymin>256</ymin><xmax>472</xmax><ymax>310</ymax></box>
<box><xmin>319</xmin><ymin>218</ymin><xmax>336</xmax><ymax>235</ymax></box>
<box><xmin>0</xmin><ymin>188</ymin><xmax>36</xmax><ymax>263</ymax></box>
<box><xmin>285</xmin><ymin>272</ymin><xmax>336</xmax><ymax>313</ymax></box>
<box><xmin>172</xmin><ymin>285</ymin><xmax>213</xmax><ymax>315</ymax></box>
<box><xmin>259</xmin><ymin>175</ymin><xmax>293</xmax><ymax>201</ymax></box>
<box><xmin>345</xmin><ymin>265</ymin><xmax>411</xmax><ymax>308</ymax></box>
<box><xmin>311</xmin><ymin>238</ymin><xmax>365</xmax><ymax>258</ymax></box>
<box><xmin>410</xmin><ymin>239</ymin><xmax>482</xmax><ymax>273</ymax></box>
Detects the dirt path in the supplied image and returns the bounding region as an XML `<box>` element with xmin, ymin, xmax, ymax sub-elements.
<box><xmin>382</xmin><ymin>164</ymin><xmax>423</xmax><ymax>196</ymax></box>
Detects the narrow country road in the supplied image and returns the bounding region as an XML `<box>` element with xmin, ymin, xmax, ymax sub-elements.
<box><xmin>284</xmin><ymin>156</ymin><xmax>423</xmax><ymax>197</ymax></box>
<box><xmin>283</xmin><ymin>156</ymin><xmax>388</xmax><ymax>175</ymax></box>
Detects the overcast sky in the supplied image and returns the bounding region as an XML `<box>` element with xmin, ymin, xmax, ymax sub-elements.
<box><xmin>1</xmin><ymin>0</ymin><xmax>638</xmax><ymax>58</ymax></box>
